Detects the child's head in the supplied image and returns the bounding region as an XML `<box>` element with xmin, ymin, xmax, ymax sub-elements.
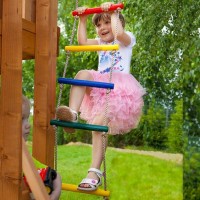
<box><xmin>92</xmin><ymin>12</ymin><xmax>125</xmax><ymax>28</ymax></box>
<box><xmin>92</xmin><ymin>12</ymin><xmax>125</xmax><ymax>43</ymax></box>
<box><xmin>22</xmin><ymin>95</ymin><xmax>31</xmax><ymax>141</ymax></box>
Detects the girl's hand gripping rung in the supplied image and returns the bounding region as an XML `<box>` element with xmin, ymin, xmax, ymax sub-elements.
<box><xmin>72</xmin><ymin>3</ymin><xmax>124</xmax><ymax>16</ymax></box>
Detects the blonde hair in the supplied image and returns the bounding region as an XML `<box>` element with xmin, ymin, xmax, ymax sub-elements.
<box><xmin>92</xmin><ymin>12</ymin><xmax>125</xmax><ymax>28</ymax></box>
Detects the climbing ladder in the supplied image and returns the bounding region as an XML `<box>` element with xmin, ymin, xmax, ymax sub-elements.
<box><xmin>51</xmin><ymin>2</ymin><xmax>123</xmax><ymax>131</ymax></box>
<box><xmin>50</xmin><ymin>2</ymin><xmax>124</xmax><ymax>198</ymax></box>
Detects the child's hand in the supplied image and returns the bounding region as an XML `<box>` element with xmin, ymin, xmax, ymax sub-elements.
<box><xmin>101</xmin><ymin>2</ymin><xmax>113</xmax><ymax>12</ymax></box>
<box><xmin>75</xmin><ymin>6</ymin><xmax>87</xmax><ymax>15</ymax></box>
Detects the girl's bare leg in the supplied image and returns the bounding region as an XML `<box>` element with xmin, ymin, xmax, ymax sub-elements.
<box><xmin>79</xmin><ymin>114</ymin><xmax>107</xmax><ymax>188</ymax></box>
<box><xmin>56</xmin><ymin>70</ymin><xmax>93</xmax><ymax>132</ymax></box>
<box><xmin>69</xmin><ymin>70</ymin><xmax>93</xmax><ymax>112</ymax></box>
<box><xmin>69</xmin><ymin>70</ymin><xmax>107</xmax><ymax>188</ymax></box>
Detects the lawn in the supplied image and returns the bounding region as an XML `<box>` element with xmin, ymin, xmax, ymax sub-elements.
<box><xmin>56</xmin><ymin>144</ymin><xmax>182</xmax><ymax>200</ymax></box>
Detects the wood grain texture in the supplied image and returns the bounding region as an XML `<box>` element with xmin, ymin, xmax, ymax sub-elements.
<box><xmin>0</xmin><ymin>0</ymin><xmax>22</xmax><ymax>199</ymax></box>
<box><xmin>32</xmin><ymin>0</ymin><xmax>57</xmax><ymax>167</ymax></box>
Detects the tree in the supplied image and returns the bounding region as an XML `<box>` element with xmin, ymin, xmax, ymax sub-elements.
<box><xmin>166</xmin><ymin>99</ymin><xmax>184</xmax><ymax>153</ymax></box>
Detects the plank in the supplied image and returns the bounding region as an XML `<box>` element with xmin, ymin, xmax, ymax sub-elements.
<box><xmin>22</xmin><ymin>139</ymin><xmax>50</xmax><ymax>200</ymax></box>
<box><xmin>0</xmin><ymin>0</ymin><xmax>22</xmax><ymax>199</ymax></box>
<box><xmin>22</xmin><ymin>0</ymin><xmax>36</xmax><ymax>22</ymax></box>
<box><xmin>32</xmin><ymin>0</ymin><xmax>58</xmax><ymax>167</ymax></box>
<box><xmin>22</xmin><ymin>19</ymin><xmax>36</xmax><ymax>60</ymax></box>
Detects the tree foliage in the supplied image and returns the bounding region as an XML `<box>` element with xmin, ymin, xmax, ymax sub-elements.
<box><xmin>166</xmin><ymin>99</ymin><xmax>184</xmax><ymax>153</ymax></box>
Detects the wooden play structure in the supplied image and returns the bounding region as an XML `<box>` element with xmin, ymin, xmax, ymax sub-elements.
<box><xmin>0</xmin><ymin>0</ymin><xmax>57</xmax><ymax>199</ymax></box>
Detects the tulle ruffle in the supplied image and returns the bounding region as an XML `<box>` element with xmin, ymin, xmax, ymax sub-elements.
<box><xmin>79</xmin><ymin>70</ymin><xmax>146</xmax><ymax>135</ymax></box>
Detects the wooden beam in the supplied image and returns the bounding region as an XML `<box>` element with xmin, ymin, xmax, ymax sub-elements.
<box><xmin>21</xmin><ymin>19</ymin><xmax>59</xmax><ymax>60</ymax></box>
<box><xmin>22</xmin><ymin>139</ymin><xmax>50</xmax><ymax>200</ymax></box>
<box><xmin>0</xmin><ymin>18</ymin><xmax>35</xmax><ymax>60</ymax></box>
<box><xmin>22</xmin><ymin>0</ymin><xmax>36</xmax><ymax>22</ymax></box>
<box><xmin>0</xmin><ymin>19</ymin><xmax>59</xmax><ymax>61</ymax></box>
<box><xmin>22</xmin><ymin>18</ymin><xmax>36</xmax><ymax>60</ymax></box>
<box><xmin>32</xmin><ymin>0</ymin><xmax>58</xmax><ymax>167</ymax></box>
<box><xmin>21</xmin><ymin>0</ymin><xmax>36</xmax><ymax>59</ymax></box>
<box><xmin>0</xmin><ymin>0</ymin><xmax>22</xmax><ymax>199</ymax></box>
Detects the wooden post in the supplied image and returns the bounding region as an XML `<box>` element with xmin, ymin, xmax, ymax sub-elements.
<box><xmin>0</xmin><ymin>0</ymin><xmax>22</xmax><ymax>199</ymax></box>
<box><xmin>32</xmin><ymin>0</ymin><xmax>58</xmax><ymax>167</ymax></box>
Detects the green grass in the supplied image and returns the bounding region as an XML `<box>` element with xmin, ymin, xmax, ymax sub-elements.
<box><xmin>56</xmin><ymin>144</ymin><xmax>182</xmax><ymax>200</ymax></box>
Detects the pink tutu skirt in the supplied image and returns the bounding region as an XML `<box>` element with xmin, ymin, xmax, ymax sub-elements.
<box><xmin>79</xmin><ymin>70</ymin><xmax>146</xmax><ymax>135</ymax></box>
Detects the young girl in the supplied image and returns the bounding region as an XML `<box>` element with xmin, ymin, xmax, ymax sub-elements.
<box><xmin>56</xmin><ymin>2</ymin><xmax>146</xmax><ymax>191</ymax></box>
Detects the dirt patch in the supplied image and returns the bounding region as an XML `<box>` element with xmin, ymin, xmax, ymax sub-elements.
<box><xmin>67</xmin><ymin>142</ymin><xmax>183</xmax><ymax>165</ymax></box>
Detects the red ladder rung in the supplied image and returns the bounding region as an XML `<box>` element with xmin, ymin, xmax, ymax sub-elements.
<box><xmin>72</xmin><ymin>3</ymin><xmax>124</xmax><ymax>16</ymax></box>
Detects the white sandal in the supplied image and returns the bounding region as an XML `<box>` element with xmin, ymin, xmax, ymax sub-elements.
<box><xmin>56</xmin><ymin>106</ymin><xmax>78</xmax><ymax>133</ymax></box>
<box><xmin>77</xmin><ymin>168</ymin><xmax>102</xmax><ymax>191</ymax></box>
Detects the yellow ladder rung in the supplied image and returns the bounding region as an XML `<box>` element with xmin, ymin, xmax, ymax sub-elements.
<box><xmin>62</xmin><ymin>183</ymin><xmax>110</xmax><ymax>197</ymax></box>
<box><xmin>65</xmin><ymin>44</ymin><xmax>119</xmax><ymax>52</ymax></box>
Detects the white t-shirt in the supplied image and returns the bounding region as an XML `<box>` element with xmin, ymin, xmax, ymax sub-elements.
<box><xmin>97</xmin><ymin>31</ymin><xmax>136</xmax><ymax>74</ymax></box>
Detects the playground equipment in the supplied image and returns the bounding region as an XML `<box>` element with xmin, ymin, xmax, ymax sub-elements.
<box><xmin>65</xmin><ymin>44</ymin><xmax>119</xmax><ymax>51</ymax></box>
<box><xmin>50</xmin><ymin>2</ymin><xmax>123</xmax><ymax>199</ymax></box>
<box><xmin>72</xmin><ymin>3</ymin><xmax>124</xmax><ymax>16</ymax></box>
<box><xmin>61</xmin><ymin>183</ymin><xmax>110</xmax><ymax>197</ymax></box>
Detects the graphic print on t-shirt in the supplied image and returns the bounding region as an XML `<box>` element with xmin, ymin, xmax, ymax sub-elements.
<box><xmin>99</xmin><ymin>51</ymin><xmax>124</xmax><ymax>74</ymax></box>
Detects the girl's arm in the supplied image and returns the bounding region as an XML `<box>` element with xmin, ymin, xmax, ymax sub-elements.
<box><xmin>111</xmin><ymin>12</ymin><xmax>131</xmax><ymax>46</ymax></box>
<box><xmin>77</xmin><ymin>7</ymin><xmax>98</xmax><ymax>45</ymax></box>
<box><xmin>101</xmin><ymin>2</ymin><xmax>131</xmax><ymax>46</ymax></box>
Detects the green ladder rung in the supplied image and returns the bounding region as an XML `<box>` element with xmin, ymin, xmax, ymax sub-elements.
<box><xmin>50</xmin><ymin>120</ymin><xmax>108</xmax><ymax>132</ymax></box>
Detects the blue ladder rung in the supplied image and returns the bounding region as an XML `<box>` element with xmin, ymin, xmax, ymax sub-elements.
<box><xmin>50</xmin><ymin>119</ymin><xmax>108</xmax><ymax>132</ymax></box>
<box><xmin>58</xmin><ymin>78</ymin><xmax>114</xmax><ymax>89</ymax></box>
